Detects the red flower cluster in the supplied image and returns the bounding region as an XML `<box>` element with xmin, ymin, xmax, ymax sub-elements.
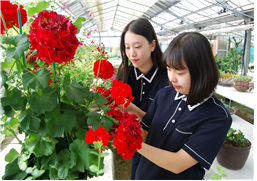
<box><xmin>27</xmin><ymin>10</ymin><xmax>80</xmax><ymax>64</ymax></box>
<box><xmin>111</xmin><ymin>80</ymin><xmax>134</xmax><ymax>108</ymax></box>
<box><xmin>0</xmin><ymin>1</ymin><xmax>27</xmax><ymax>34</ymax></box>
<box><xmin>93</xmin><ymin>59</ymin><xmax>114</xmax><ymax>80</ymax></box>
<box><xmin>113</xmin><ymin>112</ymin><xmax>143</xmax><ymax>160</ymax></box>
<box><xmin>85</xmin><ymin>126</ymin><xmax>112</xmax><ymax>147</ymax></box>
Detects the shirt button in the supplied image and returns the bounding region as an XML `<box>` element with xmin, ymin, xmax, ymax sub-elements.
<box><xmin>142</xmin><ymin>92</ymin><xmax>145</xmax><ymax>94</ymax></box>
<box><xmin>172</xmin><ymin>119</ymin><xmax>175</xmax><ymax>123</ymax></box>
<box><xmin>178</xmin><ymin>107</ymin><xmax>182</xmax><ymax>111</ymax></box>
<box><xmin>143</xmin><ymin>82</ymin><xmax>145</xmax><ymax>85</ymax></box>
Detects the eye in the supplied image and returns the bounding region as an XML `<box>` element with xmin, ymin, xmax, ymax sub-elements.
<box><xmin>135</xmin><ymin>46</ymin><xmax>140</xmax><ymax>49</ymax></box>
<box><xmin>125</xmin><ymin>47</ymin><xmax>130</xmax><ymax>50</ymax></box>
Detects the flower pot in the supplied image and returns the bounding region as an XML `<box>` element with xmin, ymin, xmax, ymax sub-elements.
<box><xmin>217</xmin><ymin>141</ymin><xmax>251</xmax><ymax>170</ymax></box>
<box><xmin>233</xmin><ymin>80</ymin><xmax>252</xmax><ymax>92</ymax></box>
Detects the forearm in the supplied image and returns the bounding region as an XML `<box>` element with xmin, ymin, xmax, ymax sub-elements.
<box><xmin>132</xmin><ymin>106</ymin><xmax>146</xmax><ymax>120</ymax></box>
<box><xmin>137</xmin><ymin>143</ymin><xmax>198</xmax><ymax>174</ymax></box>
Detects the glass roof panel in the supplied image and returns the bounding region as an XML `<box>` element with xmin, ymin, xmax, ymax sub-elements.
<box><xmin>55</xmin><ymin>0</ymin><xmax>254</xmax><ymax>39</ymax></box>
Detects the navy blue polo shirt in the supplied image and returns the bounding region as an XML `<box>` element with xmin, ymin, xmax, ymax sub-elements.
<box><xmin>136</xmin><ymin>87</ymin><xmax>232</xmax><ymax>180</ymax></box>
<box><xmin>127</xmin><ymin>65</ymin><xmax>169</xmax><ymax>112</ymax></box>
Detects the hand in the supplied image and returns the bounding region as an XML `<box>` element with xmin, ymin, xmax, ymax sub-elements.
<box><xmin>116</xmin><ymin>101</ymin><xmax>137</xmax><ymax>114</ymax></box>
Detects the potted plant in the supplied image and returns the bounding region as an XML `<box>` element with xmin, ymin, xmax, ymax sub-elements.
<box><xmin>216</xmin><ymin>128</ymin><xmax>251</xmax><ymax>170</ymax></box>
<box><xmin>215</xmin><ymin>37</ymin><xmax>243</xmax><ymax>75</ymax></box>
<box><xmin>233</xmin><ymin>75</ymin><xmax>253</xmax><ymax>92</ymax></box>
<box><xmin>218</xmin><ymin>72</ymin><xmax>234</xmax><ymax>87</ymax></box>
<box><xmin>1</xmin><ymin>1</ymin><xmax>142</xmax><ymax>180</ymax></box>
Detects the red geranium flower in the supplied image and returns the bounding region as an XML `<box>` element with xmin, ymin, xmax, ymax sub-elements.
<box><xmin>85</xmin><ymin>126</ymin><xmax>112</xmax><ymax>146</ymax></box>
<box><xmin>93</xmin><ymin>59</ymin><xmax>114</xmax><ymax>80</ymax></box>
<box><xmin>27</xmin><ymin>10</ymin><xmax>80</xmax><ymax>64</ymax></box>
<box><xmin>113</xmin><ymin>112</ymin><xmax>143</xmax><ymax>160</ymax></box>
<box><xmin>0</xmin><ymin>1</ymin><xmax>27</xmax><ymax>34</ymax></box>
<box><xmin>111</xmin><ymin>80</ymin><xmax>134</xmax><ymax>108</ymax></box>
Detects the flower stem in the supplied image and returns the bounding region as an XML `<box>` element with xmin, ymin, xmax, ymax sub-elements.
<box><xmin>7</xmin><ymin>126</ymin><xmax>22</xmax><ymax>145</ymax></box>
<box><xmin>26</xmin><ymin>50</ymin><xmax>37</xmax><ymax>62</ymax></box>
<box><xmin>98</xmin><ymin>146</ymin><xmax>102</xmax><ymax>174</ymax></box>
<box><xmin>94</xmin><ymin>59</ymin><xmax>102</xmax><ymax>92</ymax></box>
<box><xmin>0</xmin><ymin>11</ymin><xmax>9</xmax><ymax>36</ymax></box>
<box><xmin>101</xmin><ymin>100</ymin><xmax>115</xmax><ymax>113</ymax></box>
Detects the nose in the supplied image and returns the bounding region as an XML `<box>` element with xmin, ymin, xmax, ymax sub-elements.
<box><xmin>168</xmin><ymin>70</ymin><xmax>177</xmax><ymax>83</ymax></box>
<box><xmin>130</xmin><ymin>48</ymin><xmax>136</xmax><ymax>57</ymax></box>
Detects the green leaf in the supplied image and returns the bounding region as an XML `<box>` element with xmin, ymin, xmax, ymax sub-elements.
<box><xmin>5</xmin><ymin>148</ymin><xmax>19</xmax><ymax>163</ymax></box>
<box><xmin>1</xmin><ymin>58</ymin><xmax>16</xmax><ymax>70</ymax></box>
<box><xmin>87</xmin><ymin>112</ymin><xmax>102</xmax><ymax>131</ymax></box>
<box><xmin>29</xmin><ymin>86</ymin><xmax>57</xmax><ymax>116</ymax></box>
<box><xmin>75</xmin><ymin>128</ymin><xmax>88</xmax><ymax>140</ymax></box>
<box><xmin>40</xmin><ymin>151</ymin><xmax>57</xmax><ymax>171</ymax></box>
<box><xmin>25</xmin><ymin>167</ymin><xmax>33</xmax><ymax>174</ymax></box>
<box><xmin>3</xmin><ymin>105</ymin><xmax>15</xmax><ymax>117</ymax></box>
<box><xmin>100</xmin><ymin>152</ymin><xmax>109</xmax><ymax>157</ymax></box>
<box><xmin>49</xmin><ymin>167</ymin><xmax>59</xmax><ymax>180</ymax></box>
<box><xmin>89</xmin><ymin>165</ymin><xmax>98</xmax><ymax>173</ymax></box>
<box><xmin>210</xmin><ymin>173</ymin><xmax>221</xmax><ymax>180</ymax></box>
<box><xmin>27</xmin><ymin>1</ymin><xmax>49</xmax><ymax>16</ymax></box>
<box><xmin>45</xmin><ymin>105</ymin><xmax>64</xmax><ymax>137</ymax></box>
<box><xmin>11</xmin><ymin>97</ymin><xmax>27</xmax><ymax>111</ymax></box>
<box><xmin>101</xmin><ymin>116</ymin><xmax>114</xmax><ymax>132</ymax></box>
<box><xmin>73</xmin><ymin>17</ymin><xmax>86</xmax><ymax>34</ymax></box>
<box><xmin>2</xmin><ymin>158</ymin><xmax>28</xmax><ymax>180</ymax></box>
<box><xmin>1</xmin><ymin>88</ymin><xmax>21</xmax><ymax>106</ymax></box>
<box><xmin>97</xmin><ymin>169</ymin><xmax>105</xmax><ymax>175</ymax></box>
<box><xmin>45</xmin><ymin>105</ymin><xmax>76</xmax><ymax>137</ymax></box>
<box><xmin>24</xmin><ymin>134</ymin><xmax>58</xmax><ymax>157</ymax></box>
<box><xmin>55</xmin><ymin>149</ymin><xmax>76</xmax><ymax>179</ymax></box>
<box><xmin>1</xmin><ymin>33</ymin><xmax>29</xmax><ymax>63</ymax></box>
<box><xmin>19</xmin><ymin>108</ymin><xmax>40</xmax><ymax>131</ymax></box>
<box><xmin>22</xmin><ymin>68</ymin><xmax>50</xmax><ymax>90</ymax></box>
<box><xmin>17</xmin><ymin>153</ymin><xmax>31</xmax><ymax>171</ymax></box>
<box><xmin>3</xmin><ymin>117</ymin><xmax>19</xmax><ymax>136</ymax></box>
<box><xmin>70</xmin><ymin>139</ymin><xmax>91</xmax><ymax>172</ymax></box>
<box><xmin>0</xmin><ymin>70</ymin><xmax>7</xmax><ymax>87</ymax></box>
<box><xmin>93</xmin><ymin>92</ymin><xmax>109</xmax><ymax>111</ymax></box>
<box><xmin>37</xmin><ymin>119</ymin><xmax>48</xmax><ymax>137</ymax></box>
<box><xmin>63</xmin><ymin>75</ymin><xmax>90</xmax><ymax>104</ymax></box>
<box><xmin>90</xmin><ymin>150</ymin><xmax>99</xmax><ymax>156</ymax></box>
<box><xmin>61</xmin><ymin>109</ymin><xmax>77</xmax><ymax>132</ymax></box>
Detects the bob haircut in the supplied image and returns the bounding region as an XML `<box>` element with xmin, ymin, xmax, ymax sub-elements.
<box><xmin>117</xmin><ymin>18</ymin><xmax>166</xmax><ymax>83</ymax></box>
<box><xmin>163</xmin><ymin>32</ymin><xmax>219</xmax><ymax>105</ymax></box>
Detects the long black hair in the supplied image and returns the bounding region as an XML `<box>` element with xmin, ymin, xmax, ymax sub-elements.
<box><xmin>117</xmin><ymin>18</ymin><xmax>166</xmax><ymax>83</ymax></box>
<box><xmin>163</xmin><ymin>32</ymin><xmax>220</xmax><ymax>105</ymax></box>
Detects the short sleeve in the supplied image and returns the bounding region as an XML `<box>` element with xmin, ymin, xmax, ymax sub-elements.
<box><xmin>182</xmin><ymin>115</ymin><xmax>232</xmax><ymax>169</ymax></box>
<box><xmin>140</xmin><ymin>88</ymin><xmax>164</xmax><ymax>131</ymax></box>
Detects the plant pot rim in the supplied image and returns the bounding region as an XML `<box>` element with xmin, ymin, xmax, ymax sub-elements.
<box><xmin>223</xmin><ymin>139</ymin><xmax>251</xmax><ymax>149</ymax></box>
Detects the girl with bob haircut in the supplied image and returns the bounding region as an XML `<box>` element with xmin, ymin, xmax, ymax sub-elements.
<box><xmin>116</xmin><ymin>18</ymin><xmax>169</xmax><ymax>180</ymax></box>
<box><xmin>133</xmin><ymin>32</ymin><xmax>232</xmax><ymax>180</ymax></box>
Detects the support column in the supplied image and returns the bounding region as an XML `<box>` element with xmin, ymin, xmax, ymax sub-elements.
<box><xmin>242</xmin><ymin>29</ymin><xmax>251</xmax><ymax>75</ymax></box>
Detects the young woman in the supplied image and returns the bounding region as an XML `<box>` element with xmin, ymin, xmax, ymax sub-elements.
<box><xmin>134</xmin><ymin>32</ymin><xmax>232</xmax><ymax>179</ymax></box>
<box><xmin>116</xmin><ymin>18</ymin><xmax>169</xmax><ymax>180</ymax></box>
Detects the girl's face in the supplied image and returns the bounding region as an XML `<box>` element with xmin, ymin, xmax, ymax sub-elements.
<box><xmin>167</xmin><ymin>61</ymin><xmax>191</xmax><ymax>95</ymax></box>
<box><xmin>124</xmin><ymin>31</ymin><xmax>156</xmax><ymax>74</ymax></box>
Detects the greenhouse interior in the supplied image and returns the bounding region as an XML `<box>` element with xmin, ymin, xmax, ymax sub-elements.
<box><xmin>0</xmin><ymin>0</ymin><xmax>255</xmax><ymax>180</ymax></box>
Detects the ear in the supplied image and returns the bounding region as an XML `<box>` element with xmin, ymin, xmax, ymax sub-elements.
<box><xmin>151</xmin><ymin>40</ymin><xmax>156</xmax><ymax>52</ymax></box>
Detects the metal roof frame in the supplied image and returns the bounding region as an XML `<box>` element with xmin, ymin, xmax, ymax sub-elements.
<box><xmin>56</xmin><ymin>0</ymin><xmax>254</xmax><ymax>39</ymax></box>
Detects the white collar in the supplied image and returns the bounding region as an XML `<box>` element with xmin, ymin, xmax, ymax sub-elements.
<box><xmin>134</xmin><ymin>67</ymin><xmax>158</xmax><ymax>83</ymax></box>
<box><xmin>174</xmin><ymin>92</ymin><xmax>213</xmax><ymax>111</ymax></box>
